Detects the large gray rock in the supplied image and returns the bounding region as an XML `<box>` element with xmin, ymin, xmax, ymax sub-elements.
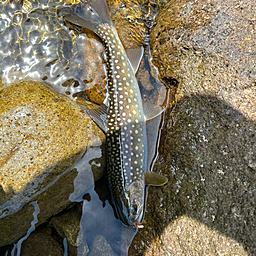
<box><xmin>89</xmin><ymin>235</ymin><xmax>116</xmax><ymax>256</ymax></box>
<box><xmin>130</xmin><ymin>0</ymin><xmax>256</xmax><ymax>255</ymax></box>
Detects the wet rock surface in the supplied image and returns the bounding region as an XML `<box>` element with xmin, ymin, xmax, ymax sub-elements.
<box><xmin>0</xmin><ymin>81</ymin><xmax>105</xmax><ymax>246</ymax></box>
<box><xmin>50</xmin><ymin>207</ymin><xmax>89</xmax><ymax>256</ymax></box>
<box><xmin>20</xmin><ymin>229</ymin><xmax>64</xmax><ymax>256</ymax></box>
<box><xmin>130</xmin><ymin>0</ymin><xmax>256</xmax><ymax>255</ymax></box>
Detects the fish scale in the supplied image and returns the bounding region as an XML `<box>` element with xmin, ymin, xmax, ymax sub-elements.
<box><xmin>97</xmin><ymin>25</ymin><xmax>145</xmax><ymax>176</ymax></box>
<box><xmin>64</xmin><ymin>0</ymin><xmax>168</xmax><ymax>228</ymax></box>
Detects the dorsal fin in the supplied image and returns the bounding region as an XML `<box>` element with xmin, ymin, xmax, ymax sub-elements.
<box><xmin>126</xmin><ymin>47</ymin><xmax>144</xmax><ymax>74</ymax></box>
<box><xmin>77</xmin><ymin>98</ymin><xmax>108</xmax><ymax>133</ymax></box>
<box><xmin>86</xmin><ymin>103</ymin><xmax>108</xmax><ymax>133</ymax></box>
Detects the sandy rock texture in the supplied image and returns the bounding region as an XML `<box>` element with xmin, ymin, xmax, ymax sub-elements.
<box><xmin>0</xmin><ymin>81</ymin><xmax>105</xmax><ymax>246</ymax></box>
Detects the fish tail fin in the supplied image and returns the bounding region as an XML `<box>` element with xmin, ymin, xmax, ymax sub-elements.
<box><xmin>65</xmin><ymin>0</ymin><xmax>113</xmax><ymax>33</ymax></box>
<box><xmin>90</xmin><ymin>0</ymin><xmax>113</xmax><ymax>25</ymax></box>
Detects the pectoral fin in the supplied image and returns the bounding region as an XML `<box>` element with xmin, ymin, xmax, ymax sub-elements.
<box><xmin>144</xmin><ymin>171</ymin><xmax>168</xmax><ymax>186</ymax></box>
<box><xmin>143</xmin><ymin>102</ymin><xmax>165</xmax><ymax>121</ymax></box>
<box><xmin>77</xmin><ymin>98</ymin><xmax>108</xmax><ymax>133</ymax></box>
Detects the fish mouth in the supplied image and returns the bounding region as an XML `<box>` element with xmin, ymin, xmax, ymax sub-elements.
<box><xmin>113</xmin><ymin>198</ymin><xmax>143</xmax><ymax>227</ymax></box>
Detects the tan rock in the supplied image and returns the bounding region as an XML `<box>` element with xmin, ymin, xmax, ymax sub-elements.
<box><xmin>146</xmin><ymin>216</ymin><xmax>248</xmax><ymax>255</ymax></box>
<box><xmin>0</xmin><ymin>81</ymin><xmax>105</xmax><ymax>246</ymax></box>
<box><xmin>20</xmin><ymin>229</ymin><xmax>64</xmax><ymax>256</ymax></box>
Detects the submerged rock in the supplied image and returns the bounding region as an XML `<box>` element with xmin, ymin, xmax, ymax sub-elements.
<box><xmin>0</xmin><ymin>81</ymin><xmax>105</xmax><ymax>246</ymax></box>
<box><xmin>130</xmin><ymin>0</ymin><xmax>256</xmax><ymax>255</ymax></box>
<box><xmin>89</xmin><ymin>235</ymin><xmax>116</xmax><ymax>256</ymax></box>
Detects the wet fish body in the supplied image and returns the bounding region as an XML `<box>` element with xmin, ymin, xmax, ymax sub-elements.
<box><xmin>65</xmin><ymin>0</ymin><xmax>167</xmax><ymax>227</ymax></box>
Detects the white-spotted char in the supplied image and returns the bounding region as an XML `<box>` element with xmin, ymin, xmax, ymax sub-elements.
<box><xmin>65</xmin><ymin>0</ymin><xmax>168</xmax><ymax>228</ymax></box>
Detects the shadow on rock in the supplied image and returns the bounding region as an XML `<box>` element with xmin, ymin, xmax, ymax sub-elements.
<box><xmin>130</xmin><ymin>94</ymin><xmax>255</xmax><ymax>255</ymax></box>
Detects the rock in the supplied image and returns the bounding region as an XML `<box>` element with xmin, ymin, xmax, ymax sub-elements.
<box><xmin>145</xmin><ymin>216</ymin><xmax>248</xmax><ymax>255</ymax></box>
<box><xmin>150</xmin><ymin>0</ymin><xmax>255</xmax><ymax>120</ymax></box>
<box><xmin>50</xmin><ymin>210</ymin><xmax>89</xmax><ymax>256</ymax></box>
<box><xmin>89</xmin><ymin>235</ymin><xmax>116</xmax><ymax>256</ymax></box>
<box><xmin>20</xmin><ymin>229</ymin><xmax>64</xmax><ymax>256</ymax></box>
<box><xmin>130</xmin><ymin>0</ymin><xmax>256</xmax><ymax>255</ymax></box>
<box><xmin>51</xmin><ymin>211</ymin><xmax>81</xmax><ymax>247</ymax></box>
<box><xmin>0</xmin><ymin>81</ymin><xmax>105</xmax><ymax>246</ymax></box>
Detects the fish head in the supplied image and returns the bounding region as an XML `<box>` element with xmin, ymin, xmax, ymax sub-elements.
<box><xmin>127</xmin><ymin>179</ymin><xmax>145</xmax><ymax>226</ymax></box>
<box><xmin>112</xmin><ymin>178</ymin><xmax>145</xmax><ymax>227</ymax></box>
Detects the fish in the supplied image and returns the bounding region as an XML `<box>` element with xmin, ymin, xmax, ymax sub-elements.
<box><xmin>65</xmin><ymin>0</ymin><xmax>168</xmax><ymax>229</ymax></box>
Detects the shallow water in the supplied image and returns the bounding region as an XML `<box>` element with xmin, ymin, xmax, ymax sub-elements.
<box><xmin>0</xmin><ymin>0</ymin><xmax>168</xmax><ymax>255</ymax></box>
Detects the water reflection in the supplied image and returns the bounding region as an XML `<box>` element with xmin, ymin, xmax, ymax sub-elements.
<box><xmin>11</xmin><ymin>201</ymin><xmax>40</xmax><ymax>256</ymax></box>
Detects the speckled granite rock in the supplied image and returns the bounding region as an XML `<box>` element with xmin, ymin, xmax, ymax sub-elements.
<box><xmin>150</xmin><ymin>0</ymin><xmax>255</xmax><ymax>120</ymax></box>
<box><xmin>0</xmin><ymin>81</ymin><xmax>105</xmax><ymax>246</ymax></box>
<box><xmin>145</xmin><ymin>216</ymin><xmax>248</xmax><ymax>255</ymax></box>
<box><xmin>130</xmin><ymin>0</ymin><xmax>256</xmax><ymax>255</ymax></box>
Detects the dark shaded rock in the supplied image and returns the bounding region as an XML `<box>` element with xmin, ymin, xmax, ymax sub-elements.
<box><xmin>50</xmin><ymin>210</ymin><xmax>89</xmax><ymax>256</ymax></box>
<box><xmin>130</xmin><ymin>0</ymin><xmax>256</xmax><ymax>255</ymax></box>
<box><xmin>20</xmin><ymin>230</ymin><xmax>63</xmax><ymax>256</ymax></box>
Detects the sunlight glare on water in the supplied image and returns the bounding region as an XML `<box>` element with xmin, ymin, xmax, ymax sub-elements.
<box><xmin>0</xmin><ymin>0</ymin><xmax>105</xmax><ymax>100</ymax></box>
